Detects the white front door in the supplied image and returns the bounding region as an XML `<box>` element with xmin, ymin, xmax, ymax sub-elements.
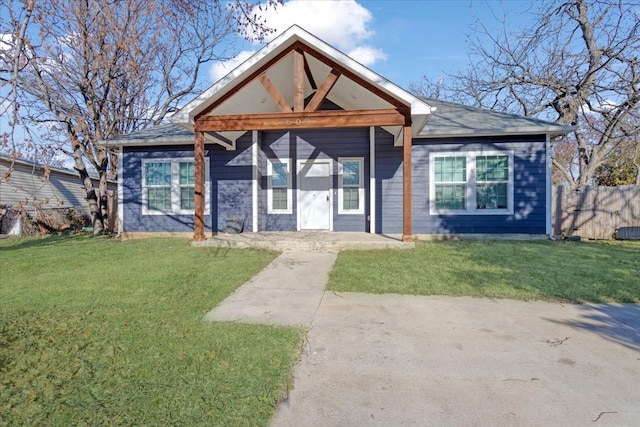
<box><xmin>299</xmin><ymin>161</ymin><xmax>331</xmax><ymax>230</ymax></box>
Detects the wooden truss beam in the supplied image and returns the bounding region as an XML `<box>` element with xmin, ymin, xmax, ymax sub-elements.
<box><xmin>303</xmin><ymin>51</ymin><xmax>317</xmax><ymax>90</ymax></box>
<box><xmin>194</xmin><ymin>109</ymin><xmax>405</xmax><ymax>132</ymax></box>
<box><xmin>293</xmin><ymin>49</ymin><xmax>305</xmax><ymax>112</ymax></box>
<box><xmin>304</xmin><ymin>69</ymin><xmax>340</xmax><ymax>112</ymax></box>
<box><xmin>258</xmin><ymin>73</ymin><xmax>292</xmax><ymax>113</ymax></box>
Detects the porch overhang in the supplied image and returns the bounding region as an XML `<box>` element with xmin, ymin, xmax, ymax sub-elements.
<box><xmin>173</xmin><ymin>25</ymin><xmax>424</xmax><ymax>243</ymax></box>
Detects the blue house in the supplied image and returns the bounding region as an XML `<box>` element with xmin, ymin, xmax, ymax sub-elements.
<box><xmin>103</xmin><ymin>26</ymin><xmax>573</xmax><ymax>242</ymax></box>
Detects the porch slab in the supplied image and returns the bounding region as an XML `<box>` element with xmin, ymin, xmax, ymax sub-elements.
<box><xmin>192</xmin><ymin>231</ymin><xmax>415</xmax><ymax>251</ymax></box>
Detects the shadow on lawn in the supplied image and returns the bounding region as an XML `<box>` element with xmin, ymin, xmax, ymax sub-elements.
<box><xmin>437</xmin><ymin>240</ymin><xmax>640</xmax><ymax>303</ymax></box>
<box><xmin>0</xmin><ymin>234</ymin><xmax>106</xmax><ymax>251</ymax></box>
<box><xmin>547</xmin><ymin>304</ymin><xmax>640</xmax><ymax>352</ymax></box>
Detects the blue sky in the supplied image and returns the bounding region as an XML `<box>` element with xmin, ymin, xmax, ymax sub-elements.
<box><xmin>213</xmin><ymin>0</ymin><xmax>537</xmax><ymax>90</ymax></box>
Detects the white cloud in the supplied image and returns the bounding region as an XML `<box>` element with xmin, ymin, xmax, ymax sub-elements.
<box><xmin>1</xmin><ymin>33</ymin><xmax>13</xmax><ymax>51</ymax></box>
<box><xmin>347</xmin><ymin>45</ymin><xmax>387</xmax><ymax>66</ymax></box>
<box><xmin>209</xmin><ymin>0</ymin><xmax>384</xmax><ymax>82</ymax></box>
<box><xmin>255</xmin><ymin>0</ymin><xmax>375</xmax><ymax>52</ymax></box>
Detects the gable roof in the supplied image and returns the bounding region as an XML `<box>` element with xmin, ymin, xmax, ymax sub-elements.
<box><xmin>418</xmin><ymin>98</ymin><xmax>575</xmax><ymax>139</ymax></box>
<box><xmin>101</xmin><ymin>26</ymin><xmax>574</xmax><ymax>148</ymax></box>
<box><xmin>170</xmin><ymin>25</ymin><xmax>433</xmax><ymax>140</ymax></box>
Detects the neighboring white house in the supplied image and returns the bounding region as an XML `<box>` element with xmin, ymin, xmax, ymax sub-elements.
<box><xmin>0</xmin><ymin>154</ymin><xmax>116</xmax><ymax>234</ymax></box>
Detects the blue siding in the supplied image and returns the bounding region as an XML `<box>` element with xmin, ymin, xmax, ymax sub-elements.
<box><xmin>412</xmin><ymin>135</ymin><xmax>548</xmax><ymax>234</ymax></box>
<box><xmin>122</xmin><ymin>136</ymin><xmax>256</xmax><ymax>233</ymax></box>
<box><xmin>123</xmin><ymin>131</ymin><xmax>548</xmax><ymax>235</ymax></box>
<box><xmin>261</xmin><ymin>128</ymin><xmax>370</xmax><ymax>232</ymax></box>
<box><xmin>122</xmin><ymin>146</ymin><xmax>213</xmax><ymax>232</ymax></box>
<box><xmin>212</xmin><ymin>133</ymin><xmax>254</xmax><ymax>232</ymax></box>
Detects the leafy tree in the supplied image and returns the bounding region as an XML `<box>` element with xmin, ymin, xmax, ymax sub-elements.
<box><xmin>1</xmin><ymin>0</ymin><xmax>279</xmax><ymax>233</ymax></box>
<box><xmin>410</xmin><ymin>0</ymin><xmax>640</xmax><ymax>186</ymax></box>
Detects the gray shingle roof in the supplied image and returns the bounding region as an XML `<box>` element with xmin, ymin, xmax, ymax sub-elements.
<box><xmin>418</xmin><ymin>98</ymin><xmax>574</xmax><ymax>138</ymax></box>
<box><xmin>102</xmin><ymin>123</ymin><xmax>195</xmax><ymax>146</ymax></box>
<box><xmin>101</xmin><ymin>100</ymin><xmax>574</xmax><ymax>147</ymax></box>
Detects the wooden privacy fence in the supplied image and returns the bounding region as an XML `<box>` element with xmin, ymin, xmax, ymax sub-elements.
<box><xmin>553</xmin><ymin>185</ymin><xmax>640</xmax><ymax>240</ymax></box>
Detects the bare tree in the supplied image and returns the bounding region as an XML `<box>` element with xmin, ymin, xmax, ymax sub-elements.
<box><xmin>1</xmin><ymin>0</ymin><xmax>36</xmax><ymax>163</ymax></box>
<box><xmin>1</xmin><ymin>0</ymin><xmax>279</xmax><ymax>234</ymax></box>
<box><xmin>411</xmin><ymin>0</ymin><xmax>640</xmax><ymax>186</ymax></box>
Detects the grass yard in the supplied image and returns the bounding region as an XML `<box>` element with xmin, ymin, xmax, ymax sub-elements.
<box><xmin>329</xmin><ymin>240</ymin><xmax>640</xmax><ymax>303</ymax></box>
<box><xmin>0</xmin><ymin>236</ymin><xmax>303</xmax><ymax>426</ymax></box>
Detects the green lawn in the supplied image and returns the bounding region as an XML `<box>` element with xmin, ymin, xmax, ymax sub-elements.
<box><xmin>0</xmin><ymin>236</ymin><xmax>303</xmax><ymax>426</ymax></box>
<box><xmin>329</xmin><ymin>240</ymin><xmax>640</xmax><ymax>303</ymax></box>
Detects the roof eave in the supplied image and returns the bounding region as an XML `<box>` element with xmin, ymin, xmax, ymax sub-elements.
<box><xmin>416</xmin><ymin>126</ymin><xmax>576</xmax><ymax>139</ymax></box>
<box><xmin>100</xmin><ymin>137</ymin><xmax>194</xmax><ymax>148</ymax></box>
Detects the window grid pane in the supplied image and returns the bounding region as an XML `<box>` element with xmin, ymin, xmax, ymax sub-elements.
<box><xmin>476</xmin><ymin>183</ymin><xmax>508</xmax><ymax>209</ymax></box>
<box><xmin>179</xmin><ymin>162</ymin><xmax>195</xmax><ymax>185</ymax></box>
<box><xmin>343</xmin><ymin>187</ymin><xmax>359</xmax><ymax>210</ymax></box>
<box><xmin>145</xmin><ymin>162</ymin><xmax>171</xmax><ymax>186</ymax></box>
<box><xmin>272</xmin><ymin>188</ymin><xmax>288</xmax><ymax>210</ymax></box>
<box><xmin>180</xmin><ymin>186</ymin><xmax>194</xmax><ymax>210</ymax></box>
<box><xmin>148</xmin><ymin>188</ymin><xmax>171</xmax><ymax>211</ymax></box>
<box><xmin>477</xmin><ymin>155</ymin><xmax>508</xmax><ymax>181</ymax></box>
<box><xmin>434</xmin><ymin>156</ymin><xmax>466</xmax><ymax>182</ymax></box>
<box><xmin>435</xmin><ymin>184</ymin><xmax>466</xmax><ymax>210</ymax></box>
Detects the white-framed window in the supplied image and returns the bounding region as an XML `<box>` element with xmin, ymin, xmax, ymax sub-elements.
<box><xmin>429</xmin><ymin>151</ymin><xmax>514</xmax><ymax>215</ymax></box>
<box><xmin>142</xmin><ymin>158</ymin><xmax>210</xmax><ymax>215</ymax></box>
<box><xmin>338</xmin><ymin>157</ymin><xmax>364</xmax><ymax>214</ymax></box>
<box><xmin>267</xmin><ymin>158</ymin><xmax>292</xmax><ymax>214</ymax></box>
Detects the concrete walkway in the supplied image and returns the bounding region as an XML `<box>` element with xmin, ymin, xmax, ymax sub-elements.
<box><xmin>204</xmin><ymin>250</ymin><xmax>640</xmax><ymax>427</ymax></box>
<box><xmin>203</xmin><ymin>249</ymin><xmax>336</xmax><ymax>326</ymax></box>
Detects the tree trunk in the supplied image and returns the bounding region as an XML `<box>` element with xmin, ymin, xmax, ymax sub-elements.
<box><xmin>70</xmin><ymin>135</ymin><xmax>105</xmax><ymax>234</ymax></box>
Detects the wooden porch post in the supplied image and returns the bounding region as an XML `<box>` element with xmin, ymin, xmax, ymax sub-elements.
<box><xmin>402</xmin><ymin>124</ymin><xmax>413</xmax><ymax>242</ymax></box>
<box><xmin>194</xmin><ymin>130</ymin><xmax>206</xmax><ymax>241</ymax></box>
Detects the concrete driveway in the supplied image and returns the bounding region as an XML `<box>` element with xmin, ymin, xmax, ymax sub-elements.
<box><xmin>204</xmin><ymin>250</ymin><xmax>640</xmax><ymax>426</ymax></box>
<box><xmin>272</xmin><ymin>294</ymin><xmax>640</xmax><ymax>426</ymax></box>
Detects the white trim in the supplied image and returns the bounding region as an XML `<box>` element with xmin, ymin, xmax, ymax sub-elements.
<box><xmin>267</xmin><ymin>158</ymin><xmax>292</xmax><ymax>214</ymax></box>
<box><xmin>429</xmin><ymin>150</ymin><xmax>514</xmax><ymax>216</ymax></box>
<box><xmin>141</xmin><ymin>158</ymin><xmax>210</xmax><ymax>216</ymax></box>
<box><xmin>338</xmin><ymin>157</ymin><xmax>365</xmax><ymax>215</ymax></box>
<box><xmin>117</xmin><ymin>147</ymin><xmax>124</xmax><ymax>235</ymax></box>
<box><xmin>252</xmin><ymin>130</ymin><xmax>259</xmax><ymax>231</ymax></box>
<box><xmin>369</xmin><ymin>126</ymin><xmax>376</xmax><ymax>234</ymax></box>
<box><xmin>546</xmin><ymin>136</ymin><xmax>552</xmax><ymax>235</ymax></box>
<box><xmin>296</xmin><ymin>159</ymin><xmax>333</xmax><ymax>231</ymax></box>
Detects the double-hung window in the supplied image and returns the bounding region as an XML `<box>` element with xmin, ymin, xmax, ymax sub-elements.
<box><xmin>338</xmin><ymin>158</ymin><xmax>364</xmax><ymax>214</ymax></box>
<box><xmin>268</xmin><ymin>159</ymin><xmax>291</xmax><ymax>214</ymax></box>
<box><xmin>142</xmin><ymin>158</ymin><xmax>210</xmax><ymax>215</ymax></box>
<box><xmin>429</xmin><ymin>151</ymin><xmax>513</xmax><ymax>215</ymax></box>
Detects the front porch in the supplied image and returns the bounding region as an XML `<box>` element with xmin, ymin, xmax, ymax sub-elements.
<box><xmin>192</xmin><ymin>231</ymin><xmax>415</xmax><ymax>250</ymax></box>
